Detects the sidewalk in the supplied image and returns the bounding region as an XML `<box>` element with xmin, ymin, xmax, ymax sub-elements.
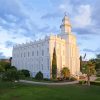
<box><xmin>19</xmin><ymin>80</ymin><xmax>79</xmax><ymax>85</ymax></box>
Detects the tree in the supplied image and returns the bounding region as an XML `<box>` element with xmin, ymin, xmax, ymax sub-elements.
<box><xmin>21</xmin><ymin>69</ymin><xmax>30</xmax><ymax>77</ymax></box>
<box><xmin>0</xmin><ymin>65</ymin><xmax>5</xmax><ymax>78</ymax></box>
<box><xmin>82</xmin><ymin>61</ymin><xmax>96</xmax><ymax>86</ymax></box>
<box><xmin>90</xmin><ymin>54</ymin><xmax>100</xmax><ymax>76</ymax></box>
<box><xmin>2</xmin><ymin>69</ymin><xmax>19</xmax><ymax>81</ymax></box>
<box><xmin>52</xmin><ymin>48</ymin><xmax>57</xmax><ymax>79</ymax></box>
<box><xmin>95</xmin><ymin>54</ymin><xmax>100</xmax><ymax>70</ymax></box>
<box><xmin>61</xmin><ymin>67</ymin><xmax>70</xmax><ymax>79</ymax></box>
<box><xmin>0</xmin><ymin>61</ymin><xmax>11</xmax><ymax>71</ymax></box>
<box><xmin>17</xmin><ymin>70</ymin><xmax>25</xmax><ymax>79</ymax></box>
<box><xmin>35</xmin><ymin>71</ymin><xmax>43</xmax><ymax>80</ymax></box>
<box><xmin>80</xmin><ymin>56</ymin><xmax>83</xmax><ymax>72</ymax></box>
<box><xmin>10</xmin><ymin>66</ymin><xmax>17</xmax><ymax>70</ymax></box>
<box><xmin>0</xmin><ymin>65</ymin><xmax>5</xmax><ymax>73</ymax></box>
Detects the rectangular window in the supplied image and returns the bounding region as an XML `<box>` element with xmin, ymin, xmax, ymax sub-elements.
<box><xmin>47</xmin><ymin>58</ymin><xmax>49</xmax><ymax>70</ymax></box>
<box><xmin>37</xmin><ymin>51</ymin><xmax>38</xmax><ymax>56</ymax></box>
<box><xmin>24</xmin><ymin>52</ymin><xmax>25</xmax><ymax>57</ymax></box>
<box><xmin>32</xmin><ymin>51</ymin><xmax>34</xmax><ymax>56</ymax></box>
<box><xmin>42</xmin><ymin>64</ymin><xmax>43</xmax><ymax>70</ymax></box>
<box><xmin>21</xmin><ymin>53</ymin><xmax>22</xmax><ymax>57</ymax></box>
<box><xmin>42</xmin><ymin>50</ymin><xmax>44</xmax><ymax>56</ymax></box>
<box><xmin>28</xmin><ymin>52</ymin><xmax>29</xmax><ymax>57</ymax></box>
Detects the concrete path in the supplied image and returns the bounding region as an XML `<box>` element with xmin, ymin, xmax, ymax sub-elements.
<box><xmin>19</xmin><ymin>80</ymin><xmax>79</xmax><ymax>86</ymax></box>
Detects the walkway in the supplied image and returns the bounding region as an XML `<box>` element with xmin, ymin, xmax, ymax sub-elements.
<box><xmin>19</xmin><ymin>80</ymin><xmax>79</xmax><ymax>85</ymax></box>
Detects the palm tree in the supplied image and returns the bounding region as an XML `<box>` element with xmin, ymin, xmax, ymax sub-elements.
<box><xmin>61</xmin><ymin>67</ymin><xmax>70</xmax><ymax>79</ymax></box>
<box><xmin>82</xmin><ymin>61</ymin><xmax>96</xmax><ymax>86</ymax></box>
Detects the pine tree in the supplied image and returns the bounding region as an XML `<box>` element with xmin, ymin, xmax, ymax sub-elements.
<box><xmin>52</xmin><ymin>48</ymin><xmax>57</xmax><ymax>79</ymax></box>
<box><xmin>80</xmin><ymin>56</ymin><xmax>83</xmax><ymax>72</ymax></box>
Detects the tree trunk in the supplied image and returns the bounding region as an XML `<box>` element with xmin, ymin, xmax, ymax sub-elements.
<box><xmin>87</xmin><ymin>75</ymin><xmax>90</xmax><ymax>86</ymax></box>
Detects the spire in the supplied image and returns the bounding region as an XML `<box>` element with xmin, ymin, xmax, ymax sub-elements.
<box><xmin>60</xmin><ymin>13</ymin><xmax>72</xmax><ymax>34</ymax></box>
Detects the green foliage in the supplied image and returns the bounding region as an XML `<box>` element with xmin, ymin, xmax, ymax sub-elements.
<box><xmin>0</xmin><ymin>65</ymin><xmax>5</xmax><ymax>73</ymax></box>
<box><xmin>80</xmin><ymin>56</ymin><xmax>83</xmax><ymax>72</ymax></box>
<box><xmin>0</xmin><ymin>61</ymin><xmax>29</xmax><ymax>81</ymax></box>
<box><xmin>17</xmin><ymin>70</ymin><xmax>25</xmax><ymax>79</ymax></box>
<box><xmin>96</xmin><ymin>69</ymin><xmax>100</xmax><ymax>77</ymax></box>
<box><xmin>82</xmin><ymin>61</ymin><xmax>96</xmax><ymax>86</ymax></box>
<box><xmin>10</xmin><ymin>66</ymin><xmax>17</xmax><ymax>70</ymax></box>
<box><xmin>21</xmin><ymin>69</ymin><xmax>30</xmax><ymax>77</ymax></box>
<box><xmin>2</xmin><ymin>69</ymin><xmax>19</xmax><ymax>81</ymax></box>
<box><xmin>0</xmin><ymin>61</ymin><xmax>11</xmax><ymax>71</ymax></box>
<box><xmin>90</xmin><ymin>81</ymin><xmax>100</xmax><ymax>86</ymax></box>
<box><xmin>52</xmin><ymin>48</ymin><xmax>57</xmax><ymax>79</ymax></box>
<box><xmin>90</xmin><ymin>54</ymin><xmax>100</xmax><ymax>71</ymax></box>
<box><xmin>61</xmin><ymin>67</ymin><xmax>70</xmax><ymax>79</ymax></box>
<box><xmin>82</xmin><ymin>61</ymin><xmax>96</xmax><ymax>76</ymax></box>
<box><xmin>35</xmin><ymin>71</ymin><xmax>43</xmax><ymax>80</ymax></box>
<box><xmin>95</xmin><ymin>78</ymin><xmax>100</xmax><ymax>81</ymax></box>
<box><xmin>69</xmin><ymin>77</ymin><xmax>77</xmax><ymax>81</ymax></box>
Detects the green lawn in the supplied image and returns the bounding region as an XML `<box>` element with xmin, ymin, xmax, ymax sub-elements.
<box><xmin>0</xmin><ymin>81</ymin><xmax>100</xmax><ymax>100</ymax></box>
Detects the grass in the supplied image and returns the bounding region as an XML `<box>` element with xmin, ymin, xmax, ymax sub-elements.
<box><xmin>0</xmin><ymin>80</ymin><xmax>100</xmax><ymax>100</ymax></box>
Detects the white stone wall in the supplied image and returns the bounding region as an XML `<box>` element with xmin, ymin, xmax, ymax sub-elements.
<box><xmin>12</xmin><ymin>37</ymin><xmax>51</xmax><ymax>78</ymax></box>
<box><xmin>12</xmin><ymin>34</ymin><xmax>80</xmax><ymax>79</ymax></box>
<box><xmin>49</xmin><ymin>35</ymin><xmax>66</xmax><ymax>77</ymax></box>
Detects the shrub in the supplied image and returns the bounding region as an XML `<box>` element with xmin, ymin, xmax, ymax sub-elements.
<box><xmin>10</xmin><ymin>66</ymin><xmax>17</xmax><ymax>70</ymax></box>
<box><xmin>96</xmin><ymin>70</ymin><xmax>100</xmax><ymax>77</ymax></box>
<box><xmin>35</xmin><ymin>71</ymin><xmax>43</xmax><ymax>80</ymax></box>
<box><xmin>90</xmin><ymin>81</ymin><xmax>100</xmax><ymax>86</ymax></box>
<box><xmin>21</xmin><ymin>69</ymin><xmax>30</xmax><ymax>77</ymax></box>
<box><xmin>61</xmin><ymin>67</ymin><xmax>70</xmax><ymax>79</ymax></box>
<box><xmin>43</xmin><ymin>78</ymin><xmax>50</xmax><ymax>81</ymax></box>
<box><xmin>2</xmin><ymin>69</ymin><xmax>18</xmax><ymax>81</ymax></box>
<box><xmin>70</xmin><ymin>77</ymin><xmax>77</xmax><ymax>81</ymax></box>
<box><xmin>79</xmin><ymin>80</ymin><xmax>86</xmax><ymax>84</ymax></box>
<box><xmin>17</xmin><ymin>70</ymin><xmax>25</xmax><ymax>79</ymax></box>
<box><xmin>0</xmin><ymin>61</ymin><xmax>11</xmax><ymax>71</ymax></box>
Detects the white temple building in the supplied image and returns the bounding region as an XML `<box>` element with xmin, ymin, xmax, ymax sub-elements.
<box><xmin>12</xmin><ymin>15</ymin><xmax>80</xmax><ymax>79</ymax></box>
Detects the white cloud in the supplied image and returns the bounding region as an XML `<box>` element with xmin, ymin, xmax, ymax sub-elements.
<box><xmin>0</xmin><ymin>26</ymin><xmax>32</xmax><ymax>57</ymax></box>
<box><xmin>58</xmin><ymin>2</ymin><xmax>73</xmax><ymax>14</ymax></box>
<box><xmin>73</xmin><ymin>5</ymin><xmax>93</xmax><ymax>28</ymax></box>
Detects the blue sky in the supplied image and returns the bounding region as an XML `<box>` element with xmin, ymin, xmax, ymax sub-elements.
<box><xmin>0</xmin><ymin>0</ymin><xmax>100</xmax><ymax>59</ymax></box>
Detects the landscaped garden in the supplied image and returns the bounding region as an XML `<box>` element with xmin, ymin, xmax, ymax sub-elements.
<box><xmin>0</xmin><ymin>54</ymin><xmax>100</xmax><ymax>100</ymax></box>
<box><xmin>0</xmin><ymin>80</ymin><xmax>100</xmax><ymax>100</ymax></box>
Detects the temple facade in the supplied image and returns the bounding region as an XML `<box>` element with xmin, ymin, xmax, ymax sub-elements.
<box><xmin>12</xmin><ymin>15</ymin><xmax>80</xmax><ymax>79</ymax></box>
